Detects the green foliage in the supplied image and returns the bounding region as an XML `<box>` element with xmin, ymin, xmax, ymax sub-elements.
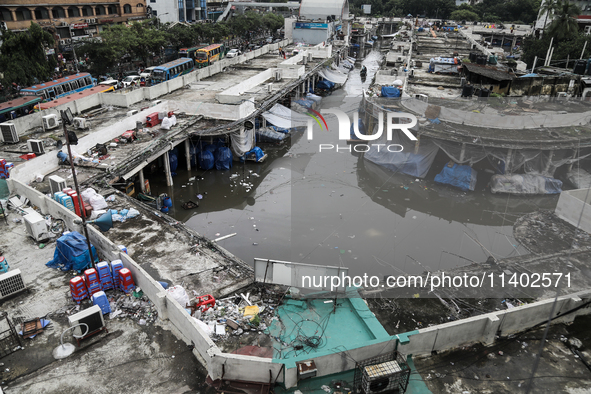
<box><xmin>450</xmin><ymin>10</ymin><xmax>480</xmax><ymax>21</ymax></box>
<box><xmin>522</xmin><ymin>31</ymin><xmax>590</xmax><ymax>69</ymax></box>
<box><xmin>250</xmin><ymin>314</ymin><xmax>261</xmax><ymax>327</ymax></box>
<box><xmin>544</xmin><ymin>0</ymin><xmax>580</xmax><ymax>41</ymax></box>
<box><xmin>0</xmin><ymin>23</ymin><xmax>56</xmax><ymax>87</ymax></box>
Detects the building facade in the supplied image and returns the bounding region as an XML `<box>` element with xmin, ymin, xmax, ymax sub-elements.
<box><xmin>0</xmin><ymin>0</ymin><xmax>148</xmax><ymax>39</ymax></box>
<box><xmin>148</xmin><ymin>0</ymin><xmax>205</xmax><ymax>24</ymax></box>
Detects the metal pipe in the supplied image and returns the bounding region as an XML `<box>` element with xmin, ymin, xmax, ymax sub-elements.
<box><xmin>62</xmin><ymin>119</ymin><xmax>95</xmax><ymax>269</ymax></box>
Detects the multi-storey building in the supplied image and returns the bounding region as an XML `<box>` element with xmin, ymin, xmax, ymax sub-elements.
<box><xmin>0</xmin><ymin>0</ymin><xmax>148</xmax><ymax>39</ymax></box>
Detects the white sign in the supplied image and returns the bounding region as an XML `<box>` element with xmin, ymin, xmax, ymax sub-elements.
<box><xmin>362</xmin><ymin>4</ymin><xmax>371</xmax><ymax>14</ymax></box>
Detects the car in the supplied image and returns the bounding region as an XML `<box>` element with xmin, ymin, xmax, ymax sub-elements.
<box><xmin>226</xmin><ymin>49</ymin><xmax>242</xmax><ymax>58</ymax></box>
<box><xmin>99</xmin><ymin>79</ymin><xmax>119</xmax><ymax>88</ymax></box>
<box><xmin>122</xmin><ymin>75</ymin><xmax>141</xmax><ymax>87</ymax></box>
<box><xmin>140</xmin><ymin>67</ymin><xmax>156</xmax><ymax>79</ymax></box>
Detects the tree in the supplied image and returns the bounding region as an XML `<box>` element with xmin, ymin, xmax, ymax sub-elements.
<box><xmin>450</xmin><ymin>9</ymin><xmax>480</xmax><ymax>21</ymax></box>
<box><xmin>522</xmin><ymin>30</ymin><xmax>589</xmax><ymax>68</ymax></box>
<box><xmin>545</xmin><ymin>0</ymin><xmax>580</xmax><ymax>41</ymax></box>
<box><xmin>0</xmin><ymin>23</ymin><xmax>56</xmax><ymax>88</ymax></box>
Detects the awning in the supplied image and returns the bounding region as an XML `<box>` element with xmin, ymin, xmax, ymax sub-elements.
<box><xmin>261</xmin><ymin>103</ymin><xmax>309</xmax><ymax>129</ymax></box>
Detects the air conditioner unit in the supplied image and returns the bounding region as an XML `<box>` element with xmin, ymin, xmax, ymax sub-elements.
<box><xmin>362</xmin><ymin>360</ymin><xmax>402</xmax><ymax>394</ymax></box>
<box><xmin>397</xmin><ymin>56</ymin><xmax>403</xmax><ymax>62</ymax></box>
<box><xmin>68</xmin><ymin>305</ymin><xmax>105</xmax><ymax>337</ymax></box>
<box><xmin>73</xmin><ymin>117</ymin><xmax>88</xmax><ymax>129</ymax></box>
<box><xmin>61</xmin><ymin>22</ymin><xmax>69</xmax><ymax>27</ymax></box>
<box><xmin>24</xmin><ymin>211</ymin><xmax>49</xmax><ymax>242</ymax></box>
<box><xmin>0</xmin><ymin>269</ymin><xmax>27</xmax><ymax>300</ymax></box>
<box><xmin>42</xmin><ymin>114</ymin><xmax>59</xmax><ymax>131</ymax></box>
<box><xmin>85</xmin><ymin>19</ymin><xmax>94</xmax><ymax>24</ymax></box>
<box><xmin>302</xmin><ymin>55</ymin><xmax>308</xmax><ymax>64</ymax></box>
<box><xmin>557</xmin><ymin>92</ymin><xmax>568</xmax><ymax>98</ymax></box>
<box><xmin>48</xmin><ymin>175</ymin><xmax>67</xmax><ymax>196</ymax></box>
<box><xmin>27</xmin><ymin>139</ymin><xmax>45</xmax><ymax>154</ymax></box>
<box><xmin>0</xmin><ymin>123</ymin><xmax>19</xmax><ymax>143</ymax></box>
<box><xmin>297</xmin><ymin>360</ymin><xmax>317</xmax><ymax>380</ymax></box>
<box><xmin>308</xmin><ymin>53</ymin><xmax>313</xmax><ymax>62</ymax></box>
<box><xmin>151</xmin><ymin>100</ymin><xmax>162</xmax><ymax>106</ymax></box>
<box><xmin>126</xmin><ymin>109</ymin><xmax>139</xmax><ymax>117</ymax></box>
<box><xmin>274</xmin><ymin>70</ymin><xmax>283</xmax><ymax>81</ymax></box>
<box><xmin>267</xmin><ymin>83</ymin><xmax>273</xmax><ymax>93</ymax></box>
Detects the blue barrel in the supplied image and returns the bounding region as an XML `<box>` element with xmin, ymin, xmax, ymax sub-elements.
<box><xmin>161</xmin><ymin>206</ymin><xmax>169</xmax><ymax>213</ymax></box>
<box><xmin>163</xmin><ymin>196</ymin><xmax>172</xmax><ymax>207</ymax></box>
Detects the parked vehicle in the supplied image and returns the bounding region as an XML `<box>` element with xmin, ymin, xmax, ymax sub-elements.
<box><xmin>226</xmin><ymin>49</ymin><xmax>242</xmax><ymax>58</ymax></box>
<box><xmin>140</xmin><ymin>67</ymin><xmax>156</xmax><ymax>79</ymax></box>
<box><xmin>194</xmin><ymin>44</ymin><xmax>225</xmax><ymax>68</ymax></box>
<box><xmin>151</xmin><ymin>57</ymin><xmax>195</xmax><ymax>84</ymax></box>
<box><xmin>122</xmin><ymin>75</ymin><xmax>141</xmax><ymax>87</ymax></box>
<box><xmin>20</xmin><ymin>73</ymin><xmax>95</xmax><ymax>101</ymax></box>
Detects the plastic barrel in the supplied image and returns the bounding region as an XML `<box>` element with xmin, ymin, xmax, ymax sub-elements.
<box><xmin>163</xmin><ymin>196</ymin><xmax>172</xmax><ymax>207</ymax></box>
<box><xmin>161</xmin><ymin>206</ymin><xmax>169</xmax><ymax>213</ymax></box>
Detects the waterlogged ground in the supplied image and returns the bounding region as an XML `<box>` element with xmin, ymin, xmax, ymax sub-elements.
<box><xmin>150</xmin><ymin>50</ymin><xmax>558</xmax><ymax>279</ymax></box>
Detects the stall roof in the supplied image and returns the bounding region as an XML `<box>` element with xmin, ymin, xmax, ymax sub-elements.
<box><xmin>463</xmin><ymin>63</ymin><xmax>515</xmax><ymax>81</ymax></box>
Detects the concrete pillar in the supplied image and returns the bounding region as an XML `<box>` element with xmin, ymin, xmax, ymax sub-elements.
<box><xmin>544</xmin><ymin>149</ymin><xmax>554</xmax><ymax>175</ymax></box>
<box><xmin>482</xmin><ymin>314</ymin><xmax>501</xmax><ymax>346</ymax></box>
<box><xmin>163</xmin><ymin>151</ymin><xmax>173</xmax><ymax>186</ymax></box>
<box><xmin>505</xmin><ymin>148</ymin><xmax>513</xmax><ymax>174</ymax></box>
<box><xmin>459</xmin><ymin>143</ymin><xmax>466</xmax><ymax>163</ymax></box>
<box><xmin>567</xmin><ymin>148</ymin><xmax>578</xmax><ymax>172</ymax></box>
<box><xmin>139</xmin><ymin>168</ymin><xmax>145</xmax><ymax>193</ymax></box>
<box><xmin>31</xmin><ymin>7</ymin><xmax>37</xmax><ymax>20</ymax></box>
<box><xmin>312</xmin><ymin>75</ymin><xmax>315</xmax><ymax>91</ymax></box>
<box><xmin>185</xmin><ymin>139</ymin><xmax>191</xmax><ymax>171</ymax></box>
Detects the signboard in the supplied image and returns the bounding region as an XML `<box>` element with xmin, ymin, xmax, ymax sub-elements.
<box><xmin>72</xmin><ymin>23</ymin><xmax>88</xmax><ymax>29</ymax></box>
<box><xmin>362</xmin><ymin>4</ymin><xmax>371</xmax><ymax>14</ymax></box>
<box><xmin>100</xmin><ymin>19</ymin><xmax>113</xmax><ymax>23</ymax></box>
<box><xmin>128</xmin><ymin>16</ymin><xmax>144</xmax><ymax>21</ymax></box>
<box><xmin>45</xmin><ymin>48</ymin><xmax>55</xmax><ymax>55</ymax></box>
<box><xmin>295</xmin><ymin>22</ymin><xmax>329</xmax><ymax>29</ymax></box>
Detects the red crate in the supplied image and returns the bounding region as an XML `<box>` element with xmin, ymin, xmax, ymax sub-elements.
<box><xmin>146</xmin><ymin>112</ymin><xmax>161</xmax><ymax>128</ymax></box>
<box><xmin>196</xmin><ymin>294</ymin><xmax>216</xmax><ymax>312</ymax></box>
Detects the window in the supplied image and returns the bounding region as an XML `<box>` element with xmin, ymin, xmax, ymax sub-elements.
<box><xmin>86</xmin><ymin>77</ymin><xmax>92</xmax><ymax>85</ymax></box>
<box><xmin>0</xmin><ymin>7</ymin><xmax>13</xmax><ymax>21</ymax></box>
<box><xmin>52</xmin><ymin>7</ymin><xmax>66</xmax><ymax>18</ymax></box>
<box><xmin>82</xmin><ymin>6</ymin><xmax>94</xmax><ymax>16</ymax></box>
<box><xmin>124</xmin><ymin>4</ymin><xmax>132</xmax><ymax>14</ymax></box>
<box><xmin>15</xmin><ymin>7</ymin><xmax>32</xmax><ymax>21</ymax></box>
<box><xmin>152</xmin><ymin>10</ymin><xmax>157</xmax><ymax>15</ymax></box>
<box><xmin>95</xmin><ymin>5</ymin><xmax>105</xmax><ymax>15</ymax></box>
<box><xmin>63</xmin><ymin>83</ymin><xmax>71</xmax><ymax>92</ymax></box>
<box><xmin>107</xmin><ymin>5</ymin><xmax>117</xmax><ymax>14</ymax></box>
<box><xmin>137</xmin><ymin>4</ymin><xmax>144</xmax><ymax>8</ymax></box>
<box><xmin>34</xmin><ymin>7</ymin><xmax>50</xmax><ymax>20</ymax></box>
<box><xmin>56</xmin><ymin>86</ymin><xmax>64</xmax><ymax>95</ymax></box>
<box><xmin>68</xmin><ymin>6</ymin><xmax>80</xmax><ymax>18</ymax></box>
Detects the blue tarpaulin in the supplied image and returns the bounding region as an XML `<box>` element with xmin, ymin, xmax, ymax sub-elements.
<box><xmin>215</xmin><ymin>147</ymin><xmax>233</xmax><ymax>170</ymax></box>
<box><xmin>317</xmin><ymin>80</ymin><xmax>335</xmax><ymax>90</ymax></box>
<box><xmin>434</xmin><ymin>163</ymin><xmax>478</xmax><ymax>191</ymax></box>
<box><xmin>199</xmin><ymin>150</ymin><xmax>214</xmax><ymax>170</ymax></box>
<box><xmin>46</xmin><ymin>232</ymin><xmax>98</xmax><ymax>272</ymax></box>
<box><xmin>247</xmin><ymin>147</ymin><xmax>265</xmax><ymax>162</ymax></box>
<box><xmin>169</xmin><ymin>148</ymin><xmax>178</xmax><ymax>176</ymax></box>
<box><xmin>381</xmin><ymin>86</ymin><xmax>401</xmax><ymax>97</ymax></box>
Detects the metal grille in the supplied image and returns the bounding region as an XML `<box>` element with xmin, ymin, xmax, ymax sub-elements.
<box><xmin>0</xmin><ymin>124</ymin><xmax>18</xmax><ymax>143</ymax></box>
<box><xmin>354</xmin><ymin>351</ymin><xmax>410</xmax><ymax>394</ymax></box>
<box><xmin>0</xmin><ymin>270</ymin><xmax>26</xmax><ymax>299</ymax></box>
<box><xmin>0</xmin><ymin>312</ymin><xmax>22</xmax><ymax>358</ymax></box>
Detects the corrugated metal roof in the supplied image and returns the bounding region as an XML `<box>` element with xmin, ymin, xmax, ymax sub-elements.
<box><xmin>463</xmin><ymin>63</ymin><xmax>515</xmax><ymax>81</ymax></box>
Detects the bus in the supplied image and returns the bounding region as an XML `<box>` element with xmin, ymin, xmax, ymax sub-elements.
<box><xmin>20</xmin><ymin>73</ymin><xmax>95</xmax><ymax>101</ymax></box>
<box><xmin>0</xmin><ymin>96</ymin><xmax>42</xmax><ymax>123</ymax></box>
<box><xmin>151</xmin><ymin>58</ymin><xmax>195</xmax><ymax>84</ymax></box>
<box><xmin>195</xmin><ymin>44</ymin><xmax>225</xmax><ymax>68</ymax></box>
<box><xmin>178</xmin><ymin>46</ymin><xmax>206</xmax><ymax>59</ymax></box>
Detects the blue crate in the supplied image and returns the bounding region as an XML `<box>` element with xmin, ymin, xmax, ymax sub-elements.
<box><xmin>91</xmin><ymin>291</ymin><xmax>111</xmax><ymax>314</ymax></box>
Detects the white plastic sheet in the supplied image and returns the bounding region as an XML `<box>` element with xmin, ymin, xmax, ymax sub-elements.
<box><xmin>261</xmin><ymin>103</ymin><xmax>309</xmax><ymax>129</ymax></box>
<box><xmin>230</xmin><ymin>127</ymin><xmax>255</xmax><ymax>157</ymax></box>
<box><xmin>318</xmin><ymin>67</ymin><xmax>348</xmax><ymax>85</ymax></box>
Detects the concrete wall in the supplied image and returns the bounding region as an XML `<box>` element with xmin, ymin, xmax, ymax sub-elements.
<box><xmin>167</xmin><ymin>99</ymin><xmax>256</xmax><ymax>121</ymax></box>
<box><xmin>400</xmin><ymin>97</ymin><xmax>591</xmax><ymax>129</ymax></box>
<box><xmin>555</xmin><ymin>188</ymin><xmax>591</xmax><ymax>234</ymax></box>
<box><xmin>9</xmin><ymin>103</ymin><xmax>168</xmax><ymax>185</ymax></box>
<box><xmin>308</xmin><ymin>44</ymin><xmax>333</xmax><ymax>59</ymax></box>
<box><xmin>216</xmin><ymin>69</ymin><xmax>275</xmax><ymax>104</ymax></box>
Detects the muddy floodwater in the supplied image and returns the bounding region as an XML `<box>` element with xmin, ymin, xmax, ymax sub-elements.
<box><xmin>149</xmin><ymin>50</ymin><xmax>559</xmax><ymax>278</ymax></box>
